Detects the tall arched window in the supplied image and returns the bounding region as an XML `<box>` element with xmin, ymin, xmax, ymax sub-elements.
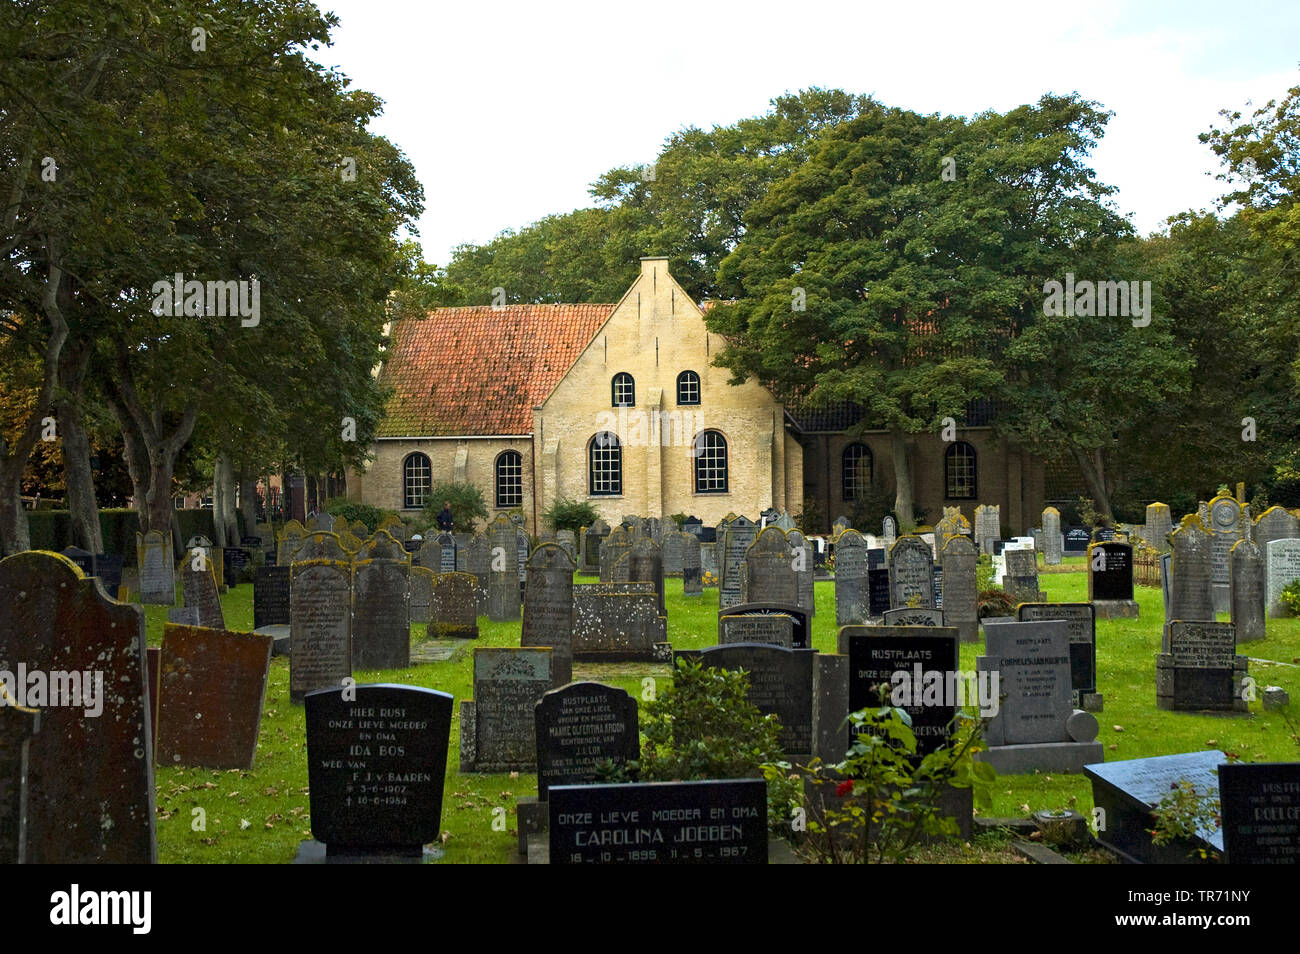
<box><xmin>403</xmin><ymin>453</ymin><xmax>432</xmax><ymax>509</ymax></box>
<box><xmin>495</xmin><ymin>450</ymin><xmax>523</xmax><ymax>508</ymax></box>
<box><xmin>842</xmin><ymin>443</ymin><xmax>873</xmax><ymax>501</ymax></box>
<box><xmin>589</xmin><ymin>432</ymin><xmax>622</xmax><ymax>496</ymax></box>
<box><xmin>694</xmin><ymin>430</ymin><xmax>728</xmax><ymax>493</ymax></box>
<box><xmin>945</xmin><ymin>441</ymin><xmax>977</xmax><ymax>499</ymax></box>
<box><xmin>611</xmin><ymin>373</ymin><xmax>635</xmax><ymax>407</ymax></box>
<box><xmin>676</xmin><ymin>370</ymin><xmax>701</xmax><ymax>405</ymax></box>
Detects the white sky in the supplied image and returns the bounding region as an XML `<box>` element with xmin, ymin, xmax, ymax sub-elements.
<box><xmin>318</xmin><ymin>0</ymin><xmax>1300</xmax><ymax>264</ymax></box>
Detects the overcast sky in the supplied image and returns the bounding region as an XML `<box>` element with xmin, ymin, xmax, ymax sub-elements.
<box><xmin>317</xmin><ymin>0</ymin><xmax>1300</xmax><ymax>265</ymax></box>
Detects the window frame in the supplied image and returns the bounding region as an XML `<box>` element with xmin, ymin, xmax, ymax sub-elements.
<box><xmin>611</xmin><ymin>373</ymin><xmax>635</xmax><ymax>408</ymax></box>
<box><xmin>495</xmin><ymin>450</ymin><xmax>523</xmax><ymax>509</ymax></box>
<box><xmin>676</xmin><ymin>370</ymin><xmax>701</xmax><ymax>406</ymax></box>
<box><xmin>588</xmin><ymin>432</ymin><xmax>623</xmax><ymax>497</ymax></box>
<box><xmin>402</xmin><ymin>452</ymin><xmax>432</xmax><ymax>510</ymax></box>
<box><xmin>841</xmin><ymin>442</ymin><xmax>873</xmax><ymax>501</ymax></box>
<box><xmin>693</xmin><ymin>430</ymin><xmax>729</xmax><ymax>494</ymax></box>
<box><xmin>944</xmin><ymin>441</ymin><xmax>977</xmax><ymax>500</ymax></box>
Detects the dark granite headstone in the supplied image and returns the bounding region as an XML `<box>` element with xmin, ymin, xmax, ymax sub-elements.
<box><xmin>681</xmin><ymin>533</ymin><xmax>703</xmax><ymax>596</ymax></box>
<box><xmin>1063</xmin><ymin>527</ymin><xmax>1090</xmax><ymax>553</ymax></box>
<box><xmin>1219</xmin><ymin>761</ymin><xmax>1300</xmax><ymax>864</ymax></box>
<box><xmin>690</xmin><ymin>643</ymin><xmax>815</xmax><ymax>756</ymax></box>
<box><xmin>523</xmin><ymin>544</ymin><xmax>575</xmax><ymax>685</ymax></box>
<box><xmin>1017</xmin><ymin>602</ymin><xmax>1097</xmax><ymax>703</ymax></box>
<box><xmin>887</xmin><ymin>536</ymin><xmax>934</xmax><ymax>609</ymax></box>
<box><xmin>1088</xmin><ymin>541</ymin><xmax>1134</xmax><ymax>601</ymax></box>
<box><xmin>305</xmin><ymin>684</ymin><xmax>453</xmax><ymax>858</ymax></box>
<box><xmin>351</xmin><ymin>559</ymin><xmax>411</xmax><ymax>670</ymax></box>
<box><xmin>549</xmin><ymin>779</ymin><xmax>767</xmax><ymax>864</ymax></box>
<box><xmin>254</xmin><ymin>565</ymin><xmax>291</xmax><ymax>628</ymax></box>
<box><xmin>719</xmin><ymin>613</ymin><xmax>794</xmax><ymax>648</ymax></box>
<box><xmin>0</xmin><ymin>552</ymin><xmax>155</xmax><ymax>863</ymax></box>
<box><xmin>409</xmin><ymin>566</ymin><xmax>434</xmax><ymax>625</ymax></box>
<box><xmin>834</xmin><ymin>530</ymin><xmax>869</xmax><ymax>626</ymax></box>
<box><xmin>222</xmin><ymin>546</ymin><xmax>249</xmax><ymax>586</ymax></box>
<box><xmin>572</xmin><ymin>586</ymin><xmax>665</xmax><ymax>661</ymax></box>
<box><xmin>431</xmin><ymin>572</ymin><xmax>479</xmax><ymax>639</ymax></box>
<box><xmin>717</xmin><ymin>602</ymin><xmax>809</xmax><ymax>650</ymax></box>
<box><xmin>744</xmin><ymin>528</ymin><xmax>798</xmax><ymax>606</ymax></box>
<box><xmin>290</xmin><ymin>560</ymin><xmax>352</xmax><ymax>704</ymax></box>
<box><xmin>156</xmin><ymin>624</ymin><xmax>272</xmax><ymax>770</ymax></box>
<box><xmin>463</xmin><ymin>647</ymin><xmax>553</xmax><ymax>772</ymax></box>
<box><xmin>844</xmin><ymin>626</ymin><xmax>959</xmax><ymax>755</ymax></box>
<box><xmin>1159</xmin><ymin>621</ymin><xmax>1241</xmax><ymax>711</ymax></box>
<box><xmin>868</xmin><ymin>568</ymin><xmax>892</xmax><ymax>618</ymax></box>
<box><xmin>1084</xmin><ymin>751</ymin><xmax>1224</xmax><ymax>863</ymax></box>
<box><xmin>535</xmin><ymin>682</ymin><xmax>638</xmax><ymax>799</ymax></box>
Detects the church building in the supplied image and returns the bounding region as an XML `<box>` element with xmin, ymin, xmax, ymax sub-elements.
<box><xmin>348</xmin><ymin>257</ymin><xmax>1044</xmax><ymax>534</ymax></box>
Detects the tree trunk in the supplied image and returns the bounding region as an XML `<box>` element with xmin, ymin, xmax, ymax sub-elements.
<box><xmin>238</xmin><ymin>469</ymin><xmax>258</xmax><ymax>538</ymax></box>
<box><xmin>56</xmin><ymin>339</ymin><xmax>103</xmax><ymax>553</ymax></box>
<box><xmin>1070</xmin><ymin>446</ymin><xmax>1114</xmax><ymax>523</ymax></box>
<box><xmin>890</xmin><ymin>430</ymin><xmax>915</xmax><ymax>527</ymax></box>
<box><xmin>0</xmin><ymin>486</ymin><xmax>29</xmax><ymax>557</ymax></box>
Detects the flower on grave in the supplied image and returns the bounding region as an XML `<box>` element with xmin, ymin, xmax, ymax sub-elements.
<box><xmin>836</xmin><ymin>780</ymin><xmax>855</xmax><ymax>798</ymax></box>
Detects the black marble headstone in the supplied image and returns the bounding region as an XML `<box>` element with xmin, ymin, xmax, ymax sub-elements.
<box><xmin>1219</xmin><ymin>762</ymin><xmax>1300</xmax><ymax>864</ymax></box>
<box><xmin>1063</xmin><ymin>527</ymin><xmax>1091</xmax><ymax>553</ymax></box>
<box><xmin>846</xmin><ymin>629</ymin><xmax>959</xmax><ymax>756</ymax></box>
<box><xmin>682</xmin><ymin>643</ymin><xmax>815</xmax><ymax>756</ymax></box>
<box><xmin>305</xmin><ymin>684</ymin><xmax>453</xmax><ymax>857</ymax></box>
<box><xmin>223</xmin><ymin>546</ymin><xmax>249</xmax><ymax>587</ymax></box>
<box><xmin>714</xmin><ymin>602</ymin><xmax>810</xmax><ymax>650</ymax></box>
<box><xmin>535</xmin><ymin>682</ymin><xmax>639</xmax><ymax>799</ymax></box>
<box><xmin>1090</xmin><ymin>542</ymin><xmax>1134</xmax><ymax>601</ymax></box>
<box><xmin>549</xmin><ymin>779</ymin><xmax>767</xmax><ymax>864</ymax></box>
<box><xmin>254</xmin><ymin>565</ymin><xmax>292</xmax><ymax>628</ymax></box>
<box><xmin>1017</xmin><ymin>602</ymin><xmax>1097</xmax><ymax>700</ymax></box>
<box><xmin>867</xmin><ymin>568</ymin><xmax>891</xmax><ymax>617</ymax></box>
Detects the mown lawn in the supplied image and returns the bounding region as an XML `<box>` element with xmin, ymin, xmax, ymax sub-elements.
<box><xmin>146</xmin><ymin>567</ymin><xmax>1300</xmax><ymax>863</ymax></box>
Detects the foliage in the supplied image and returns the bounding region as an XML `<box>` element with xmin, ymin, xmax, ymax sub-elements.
<box><xmin>640</xmin><ymin>658</ymin><xmax>798</xmax><ymax>831</ymax></box>
<box><xmin>323</xmin><ymin>499</ymin><xmax>396</xmax><ymax>535</ymax></box>
<box><xmin>781</xmin><ymin>707</ymin><xmax>992</xmax><ymax>863</ymax></box>
<box><xmin>1076</xmin><ymin>496</ymin><xmax>1108</xmax><ymax>529</ymax></box>
<box><xmin>1279</xmin><ymin>580</ymin><xmax>1300</xmax><ymax>617</ymax></box>
<box><xmin>976</xmin><ymin>553</ymin><xmax>997</xmax><ymax>591</ymax></box>
<box><xmin>544</xmin><ymin>497</ymin><xmax>599</xmax><ymax>533</ymax></box>
<box><xmin>1148</xmin><ymin>779</ymin><xmax>1222</xmax><ymax>861</ymax></box>
<box><xmin>850</xmin><ymin>477</ymin><xmax>895</xmax><ymax>536</ymax></box>
<box><xmin>422</xmin><ymin>483</ymin><xmax>489</xmax><ymax>534</ymax></box>
<box><xmin>978</xmin><ymin>588</ymin><xmax>1016</xmax><ymax>618</ymax></box>
<box><xmin>667</xmin><ymin>513</ymin><xmax>687</xmax><ymax>528</ymax></box>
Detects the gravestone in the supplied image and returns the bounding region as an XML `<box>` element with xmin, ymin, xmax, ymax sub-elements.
<box><xmin>289</xmin><ymin>560</ymin><xmax>353</xmax><ymax>705</ymax></box>
<box><xmin>581</xmin><ymin>519</ymin><xmax>609</xmax><ymax>574</ymax></box>
<box><xmin>881</xmin><ymin>515</ymin><xmax>896</xmax><ymax>548</ymax></box>
<box><xmin>61</xmin><ymin>545</ymin><xmax>93</xmax><ymax>577</ymax></box>
<box><xmin>834</xmin><ymin>530</ymin><xmax>870</xmax><ymax>626</ymax></box>
<box><xmin>1084</xmin><ymin>751</ymin><xmax>1225</xmax><ymax>864</ymax></box>
<box><xmin>304</xmin><ymin>684</ymin><xmax>452</xmax><ymax>860</ymax></box>
<box><xmin>437</xmin><ymin>533</ymin><xmax>458</xmax><ymax>573</ymax></box>
<box><xmin>136</xmin><ymin>530</ymin><xmax>175</xmax><ymax>604</ymax></box>
<box><xmin>719</xmin><ymin>517</ymin><xmax>758</xmax><ymax>610</ymax></box>
<box><xmin>940</xmin><ymin>535</ymin><xmax>979</xmax><ymax>643</ymax></box>
<box><xmin>534</xmin><ymin>683</ymin><xmax>638</xmax><ymax>799</ymax></box>
<box><xmin>787</xmin><ymin>530</ymin><xmax>815</xmax><ymax>618</ymax></box>
<box><xmin>1229</xmin><ymin>539</ymin><xmax>1265</xmax><ymax>643</ymax></box>
<box><xmin>461</xmin><ymin>648</ymin><xmax>553</xmax><ymax>773</ymax></box>
<box><xmin>1160</xmin><ymin>552</ymin><xmax>1172</xmax><ymax>619</ymax></box>
<box><xmin>167</xmin><ymin>606</ymin><xmax>199</xmax><ymax>626</ymax></box>
<box><xmin>416</xmin><ymin>536</ymin><xmax>441</xmax><ymax>570</ymax></box>
<box><xmin>1088</xmin><ymin>541</ymin><xmax>1138</xmax><ymax>618</ymax></box>
<box><xmin>689</xmin><ymin>643</ymin><xmax>815</xmax><ymax>757</ymax></box>
<box><xmin>254</xmin><ymin>565</ymin><xmax>291</xmax><ymax>628</ymax></box>
<box><xmin>976</xmin><ymin>617</ymin><xmax>1102</xmax><ymax>773</ymax></box>
<box><xmin>549</xmin><ymin>779</ymin><xmax>767</xmax><ymax>865</ymax></box>
<box><xmin>1254</xmin><ymin>506</ymin><xmax>1300</xmax><ymax>586</ymax></box>
<box><xmin>974</xmin><ymin>504</ymin><xmax>1000</xmax><ymax>555</ymax></box>
<box><xmin>431</xmin><ymin>572</ymin><xmax>480</xmax><ymax>639</ymax></box>
<box><xmin>1063</xmin><ymin>527</ymin><xmax>1091</xmax><ymax>553</ymax></box>
<box><xmin>296</xmin><ymin>531</ymin><xmax>349</xmax><ymax>563</ymax></box>
<box><xmin>1207</xmin><ymin>495</ymin><xmax>1242</xmax><ymax>614</ymax></box>
<box><xmin>627</xmin><ymin>538</ymin><xmax>666</xmax><ymax>618</ymax></box>
<box><xmin>1158</xmin><ymin>621</ymin><xmax>1246</xmax><ymax>712</ymax></box>
<box><xmin>277</xmin><ymin>521</ymin><xmax>306</xmax><ymax>567</ymax></box>
<box><xmin>1145</xmin><ymin>502</ymin><xmax>1173</xmax><ymax>551</ymax></box>
<box><xmin>517</xmin><ymin>528</ymin><xmax>530</xmax><ymax>596</ymax></box>
<box><xmin>719</xmin><ymin>613</ymin><xmax>795</xmax><ymax>648</ymax></box>
<box><xmin>1041</xmin><ymin>507</ymin><xmax>1063</xmax><ymax>565</ymax></box>
<box><xmin>868</xmin><ymin>566</ymin><xmax>892</xmax><ymax>618</ymax></box>
<box><xmin>881</xmin><ymin>607</ymin><xmax>945</xmax><ymax>627</ymax></box>
<box><xmin>744</xmin><ymin>528</ymin><xmax>798</xmax><ymax>606</ymax></box>
<box><xmin>572</xmin><ymin>586</ymin><xmax>665</xmax><ymax>661</ymax></box>
<box><xmin>1169</xmin><ymin>516</ymin><xmax>1216</xmax><ymax>626</ymax></box>
<box><xmin>409</xmin><ymin>566</ymin><xmax>435</xmax><ymax>625</ymax></box>
<box><xmin>180</xmin><ymin>561</ymin><xmax>226</xmax><ymax>629</ymax></box>
<box><xmin>599</xmin><ymin>526</ymin><xmax>632</xmax><ymax>583</ymax></box>
<box><xmin>681</xmin><ymin>533</ymin><xmax>703</xmax><ymax>596</ymax></box>
<box><xmin>222</xmin><ymin>546</ymin><xmax>249</xmax><ymax>587</ymax></box>
<box><xmin>1219</xmin><ymin>762</ymin><xmax>1300</xmax><ymax>864</ymax></box>
<box><xmin>0</xmin><ymin>551</ymin><xmax>155</xmax><ymax>862</ymax></box>
<box><xmin>466</xmin><ymin>533</ymin><xmax>490</xmax><ymax>615</ymax></box>
<box><xmin>1002</xmin><ymin>549</ymin><xmax>1042</xmax><ymax>604</ymax></box>
<box><xmin>832</xmin><ymin>515</ymin><xmax>851</xmax><ymax>538</ymax></box>
<box><xmin>155</xmin><ymin>624</ymin><xmax>272</xmax><ymax>770</ymax></box>
<box><xmin>719</xmin><ymin>602</ymin><xmax>810</xmax><ymax>650</ymax></box>
<box><xmin>1016</xmin><ymin>602</ymin><xmax>1100</xmax><ymax>710</ymax></box>
<box><xmin>888</xmin><ymin>535</ymin><xmax>935</xmax><ymax>610</ymax></box>
<box><xmin>556</xmin><ymin>530</ymin><xmax>577</xmax><ymax>565</ymax></box>
<box><xmin>843</xmin><ymin>625</ymin><xmax>959</xmax><ymax>755</ymax></box>
<box><xmin>522</xmin><ymin>544</ymin><xmax>575</xmax><ymax>686</ymax></box>
<box><xmin>1265</xmin><ymin>538</ymin><xmax>1300</xmax><ymax>619</ymax></box>
<box><xmin>488</xmin><ymin>515</ymin><xmax>521</xmax><ymax>621</ymax></box>
<box><xmin>0</xmin><ymin>701</ymin><xmax>39</xmax><ymax>863</ymax></box>
<box><xmin>351</xmin><ymin>558</ymin><xmax>410</xmax><ymax>671</ymax></box>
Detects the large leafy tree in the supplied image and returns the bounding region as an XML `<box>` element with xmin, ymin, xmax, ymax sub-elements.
<box><xmin>706</xmin><ymin>94</ymin><xmax>1131</xmax><ymax>522</ymax></box>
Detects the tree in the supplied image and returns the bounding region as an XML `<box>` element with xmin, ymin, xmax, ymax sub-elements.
<box><xmin>706</xmin><ymin>94</ymin><xmax>1131</xmax><ymax>522</ymax></box>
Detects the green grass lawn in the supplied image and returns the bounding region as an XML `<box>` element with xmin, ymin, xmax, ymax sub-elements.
<box><xmin>147</xmin><ymin>570</ymin><xmax>1300</xmax><ymax>863</ymax></box>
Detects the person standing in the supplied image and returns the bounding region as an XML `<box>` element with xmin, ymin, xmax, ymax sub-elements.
<box><xmin>436</xmin><ymin>501</ymin><xmax>454</xmax><ymax>533</ymax></box>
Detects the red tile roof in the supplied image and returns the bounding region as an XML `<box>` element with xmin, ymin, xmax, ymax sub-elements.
<box><xmin>377</xmin><ymin>304</ymin><xmax>616</xmax><ymax>437</ymax></box>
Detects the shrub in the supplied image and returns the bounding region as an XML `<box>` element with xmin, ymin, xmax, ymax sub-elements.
<box><xmin>323</xmin><ymin>498</ymin><xmax>397</xmax><ymax>534</ymax></box>
<box><xmin>544</xmin><ymin>497</ymin><xmax>598</xmax><ymax>534</ymax></box>
<box><xmin>851</xmin><ymin>478</ymin><xmax>895</xmax><ymax>535</ymax></box>
<box><xmin>640</xmin><ymin>658</ymin><xmax>798</xmax><ymax>832</ymax></box>
<box><xmin>1279</xmin><ymin>579</ymin><xmax>1300</xmax><ymax>617</ymax></box>
<box><xmin>1149</xmin><ymin>779</ymin><xmax>1221</xmax><ymax>861</ymax></box>
<box><xmin>978</xmin><ymin>588</ymin><xmax>1015</xmax><ymax>618</ymax></box>
<box><xmin>421</xmin><ymin>482</ymin><xmax>488</xmax><ymax>534</ymax></box>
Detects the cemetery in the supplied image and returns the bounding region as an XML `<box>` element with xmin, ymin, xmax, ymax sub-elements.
<box><xmin>3</xmin><ymin>4</ymin><xmax>1299</xmax><ymax>885</ymax></box>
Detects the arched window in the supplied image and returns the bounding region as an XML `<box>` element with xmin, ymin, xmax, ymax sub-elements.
<box><xmin>611</xmin><ymin>373</ymin><xmax>635</xmax><ymax>407</ymax></box>
<box><xmin>842</xmin><ymin>443</ymin><xmax>872</xmax><ymax>501</ymax></box>
<box><xmin>945</xmin><ymin>441</ymin><xmax>977</xmax><ymax>499</ymax></box>
<box><xmin>495</xmin><ymin>451</ymin><xmax>523</xmax><ymax>508</ymax></box>
<box><xmin>676</xmin><ymin>370</ymin><xmax>701</xmax><ymax>405</ymax></box>
<box><xmin>693</xmin><ymin>431</ymin><xmax>728</xmax><ymax>493</ymax></box>
<box><xmin>403</xmin><ymin>453</ymin><xmax>432</xmax><ymax>509</ymax></box>
<box><xmin>589</xmin><ymin>432</ymin><xmax>622</xmax><ymax>496</ymax></box>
